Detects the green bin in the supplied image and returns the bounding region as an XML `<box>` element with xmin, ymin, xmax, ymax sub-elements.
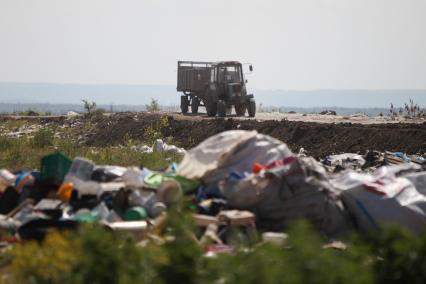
<box><xmin>40</xmin><ymin>152</ymin><xmax>72</xmax><ymax>184</ymax></box>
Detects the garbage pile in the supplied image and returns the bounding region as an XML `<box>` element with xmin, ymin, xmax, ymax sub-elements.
<box><xmin>1</xmin><ymin>130</ymin><xmax>426</xmax><ymax>251</ymax></box>
<box><xmin>322</xmin><ymin>151</ymin><xmax>425</xmax><ymax>172</ymax></box>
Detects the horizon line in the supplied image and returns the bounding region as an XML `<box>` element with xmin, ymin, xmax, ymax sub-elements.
<box><xmin>1</xmin><ymin>81</ymin><xmax>426</xmax><ymax>92</ymax></box>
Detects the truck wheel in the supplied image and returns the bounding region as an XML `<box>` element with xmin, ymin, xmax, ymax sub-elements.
<box><xmin>235</xmin><ymin>104</ymin><xmax>246</xmax><ymax>116</ymax></box>
<box><xmin>217</xmin><ymin>100</ymin><xmax>226</xmax><ymax>117</ymax></box>
<box><xmin>205</xmin><ymin>95</ymin><xmax>217</xmax><ymax>117</ymax></box>
<box><xmin>247</xmin><ymin>99</ymin><xmax>256</xmax><ymax>117</ymax></box>
<box><xmin>181</xmin><ymin>96</ymin><xmax>189</xmax><ymax>114</ymax></box>
<box><xmin>191</xmin><ymin>98</ymin><xmax>199</xmax><ymax>114</ymax></box>
<box><xmin>226</xmin><ymin>105</ymin><xmax>232</xmax><ymax>115</ymax></box>
<box><xmin>206</xmin><ymin>104</ymin><xmax>217</xmax><ymax>117</ymax></box>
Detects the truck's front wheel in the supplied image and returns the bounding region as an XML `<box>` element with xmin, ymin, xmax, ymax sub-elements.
<box><xmin>247</xmin><ymin>99</ymin><xmax>256</xmax><ymax>117</ymax></box>
<box><xmin>181</xmin><ymin>95</ymin><xmax>189</xmax><ymax>114</ymax></box>
<box><xmin>235</xmin><ymin>104</ymin><xmax>246</xmax><ymax>116</ymax></box>
<box><xmin>217</xmin><ymin>100</ymin><xmax>226</xmax><ymax>117</ymax></box>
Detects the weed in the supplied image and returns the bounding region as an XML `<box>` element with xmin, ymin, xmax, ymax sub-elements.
<box><xmin>0</xmin><ymin>136</ymin><xmax>14</xmax><ymax>152</ymax></box>
<box><xmin>389</xmin><ymin>99</ymin><xmax>425</xmax><ymax>119</ymax></box>
<box><xmin>32</xmin><ymin>128</ymin><xmax>54</xmax><ymax>148</ymax></box>
<box><xmin>145</xmin><ymin>98</ymin><xmax>160</xmax><ymax>112</ymax></box>
<box><xmin>82</xmin><ymin>100</ymin><xmax>97</xmax><ymax>116</ymax></box>
<box><xmin>143</xmin><ymin>115</ymin><xmax>170</xmax><ymax>143</ymax></box>
<box><xmin>0</xmin><ymin>135</ymin><xmax>181</xmax><ymax>171</ymax></box>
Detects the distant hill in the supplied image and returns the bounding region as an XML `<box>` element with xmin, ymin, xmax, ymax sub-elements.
<box><xmin>0</xmin><ymin>82</ymin><xmax>425</xmax><ymax>108</ymax></box>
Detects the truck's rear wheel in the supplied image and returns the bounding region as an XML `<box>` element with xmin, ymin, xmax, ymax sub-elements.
<box><xmin>247</xmin><ymin>99</ymin><xmax>256</xmax><ymax>117</ymax></box>
<box><xmin>205</xmin><ymin>93</ymin><xmax>217</xmax><ymax>117</ymax></box>
<box><xmin>235</xmin><ymin>104</ymin><xmax>246</xmax><ymax>116</ymax></box>
<box><xmin>217</xmin><ymin>100</ymin><xmax>226</xmax><ymax>117</ymax></box>
<box><xmin>181</xmin><ymin>95</ymin><xmax>189</xmax><ymax>114</ymax></box>
<box><xmin>191</xmin><ymin>98</ymin><xmax>199</xmax><ymax>114</ymax></box>
<box><xmin>206</xmin><ymin>104</ymin><xmax>217</xmax><ymax>117</ymax></box>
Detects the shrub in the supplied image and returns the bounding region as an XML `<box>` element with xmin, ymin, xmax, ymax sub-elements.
<box><xmin>370</xmin><ymin>226</ymin><xmax>426</xmax><ymax>284</ymax></box>
<box><xmin>145</xmin><ymin>98</ymin><xmax>160</xmax><ymax>112</ymax></box>
<box><xmin>204</xmin><ymin>221</ymin><xmax>373</xmax><ymax>284</ymax></box>
<box><xmin>82</xmin><ymin>100</ymin><xmax>97</xmax><ymax>116</ymax></box>
<box><xmin>10</xmin><ymin>231</ymin><xmax>78</xmax><ymax>284</ymax></box>
<box><xmin>7</xmin><ymin>226</ymin><xmax>149</xmax><ymax>284</ymax></box>
<box><xmin>4</xmin><ymin>218</ymin><xmax>377</xmax><ymax>284</ymax></box>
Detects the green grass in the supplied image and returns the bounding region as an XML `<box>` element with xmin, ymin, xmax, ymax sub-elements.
<box><xmin>0</xmin><ymin>119</ymin><xmax>29</xmax><ymax>132</ymax></box>
<box><xmin>0</xmin><ymin>132</ymin><xmax>182</xmax><ymax>171</ymax></box>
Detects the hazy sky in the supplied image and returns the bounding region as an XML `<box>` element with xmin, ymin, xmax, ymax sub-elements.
<box><xmin>0</xmin><ymin>0</ymin><xmax>425</xmax><ymax>90</ymax></box>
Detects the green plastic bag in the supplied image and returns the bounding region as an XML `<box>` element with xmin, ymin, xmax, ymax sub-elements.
<box><xmin>144</xmin><ymin>172</ymin><xmax>199</xmax><ymax>194</ymax></box>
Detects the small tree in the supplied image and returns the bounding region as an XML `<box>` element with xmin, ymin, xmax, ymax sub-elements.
<box><xmin>82</xmin><ymin>100</ymin><xmax>97</xmax><ymax>115</ymax></box>
<box><xmin>145</xmin><ymin>98</ymin><xmax>160</xmax><ymax>112</ymax></box>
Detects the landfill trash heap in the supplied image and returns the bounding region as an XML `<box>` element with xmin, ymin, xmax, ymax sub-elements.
<box><xmin>1</xmin><ymin>130</ymin><xmax>426</xmax><ymax>252</ymax></box>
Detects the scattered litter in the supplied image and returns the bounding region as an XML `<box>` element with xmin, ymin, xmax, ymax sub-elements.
<box><xmin>323</xmin><ymin>153</ymin><xmax>366</xmax><ymax>172</ymax></box>
<box><xmin>319</xmin><ymin>110</ymin><xmax>337</xmax><ymax>115</ymax></box>
<box><xmin>350</xmin><ymin>113</ymin><xmax>368</xmax><ymax>118</ymax></box>
<box><xmin>153</xmin><ymin>139</ymin><xmax>186</xmax><ymax>155</ymax></box>
<box><xmin>134</xmin><ymin>139</ymin><xmax>186</xmax><ymax>155</ymax></box>
<box><xmin>66</xmin><ymin>111</ymin><xmax>79</xmax><ymax>117</ymax></box>
<box><xmin>0</xmin><ymin>129</ymin><xmax>425</xmax><ymax>256</ymax></box>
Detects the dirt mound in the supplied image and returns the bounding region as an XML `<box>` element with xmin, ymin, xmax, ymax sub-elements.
<box><xmin>83</xmin><ymin>113</ymin><xmax>426</xmax><ymax>158</ymax></box>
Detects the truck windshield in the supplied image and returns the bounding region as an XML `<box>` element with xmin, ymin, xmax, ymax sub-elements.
<box><xmin>218</xmin><ymin>65</ymin><xmax>242</xmax><ymax>83</ymax></box>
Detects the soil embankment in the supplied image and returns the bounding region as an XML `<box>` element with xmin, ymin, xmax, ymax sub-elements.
<box><xmin>82</xmin><ymin>113</ymin><xmax>426</xmax><ymax>158</ymax></box>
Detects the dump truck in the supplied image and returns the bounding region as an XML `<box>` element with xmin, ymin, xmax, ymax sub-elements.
<box><xmin>177</xmin><ymin>61</ymin><xmax>256</xmax><ymax>117</ymax></box>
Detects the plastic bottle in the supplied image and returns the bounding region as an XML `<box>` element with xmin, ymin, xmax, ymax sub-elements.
<box><xmin>123</xmin><ymin>167</ymin><xmax>151</xmax><ymax>189</ymax></box>
<box><xmin>58</xmin><ymin>182</ymin><xmax>74</xmax><ymax>202</ymax></box>
<box><xmin>128</xmin><ymin>190</ymin><xmax>166</xmax><ymax>218</ymax></box>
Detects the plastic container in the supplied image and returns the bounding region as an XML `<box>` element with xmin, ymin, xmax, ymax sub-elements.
<box><xmin>262</xmin><ymin>232</ymin><xmax>288</xmax><ymax>246</ymax></box>
<box><xmin>91</xmin><ymin>202</ymin><xmax>111</xmax><ymax>221</ymax></box>
<box><xmin>75</xmin><ymin>181</ymin><xmax>101</xmax><ymax>196</ymax></box>
<box><xmin>157</xmin><ymin>180</ymin><xmax>183</xmax><ymax>205</ymax></box>
<box><xmin>58</xmin><ymin>182</ymin><xmax>74</xmax><ymax>202</ymax></box>
<box><xmin>15</xmin><ymin>172</ymin><xmax>35</xmax><ymax>193</ymax></box>
<box><xmin>124</xmin><ymin>206</ymin><xmax>148</xmax><ymax>221</ymax></box>
<box><xmin>65</xmin><ymin>157</ymin><xmax>95</xmax><ymax>182</ymax></box>
<box><xmin>0</xmin><ymin>169</ymin><xmax>16</xmax><ymax>192</ymax></box>
<box><xmin>123</xmin><ymin>167</ymin><xmax>149</xmax><ymax>189</ymax></box>
<box><xmin>107</xmin><ymin>221</ymin><xmax>148</xmax><ymax>240</ymax></box>
<box><xmin>128</xmin><ymin>190</ymin><xmax>166</xmax><ymax>218</ymax></box>
<box><xmin>91</xmin><ymin>165</ymin><xmax>127</xmax><ymax>182</ymax></box>
<box><xmin>66</xmin><ymin>180</ymin><xmax>123</xmax><ymax>198</ymax></box>
<box><xmin>40</xmin><ymin>152</ymin><xmax>72</xmax><ymax>184</ymax></box>
<box><xmin>150</xmin><ymin>202</ymin><xmax>167</xmax><ymax>218</ymax></box>
<box><xmin>74</xmin><ymin>208</ymin><xmax>98</xmax><ymax>223</ymax></box>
